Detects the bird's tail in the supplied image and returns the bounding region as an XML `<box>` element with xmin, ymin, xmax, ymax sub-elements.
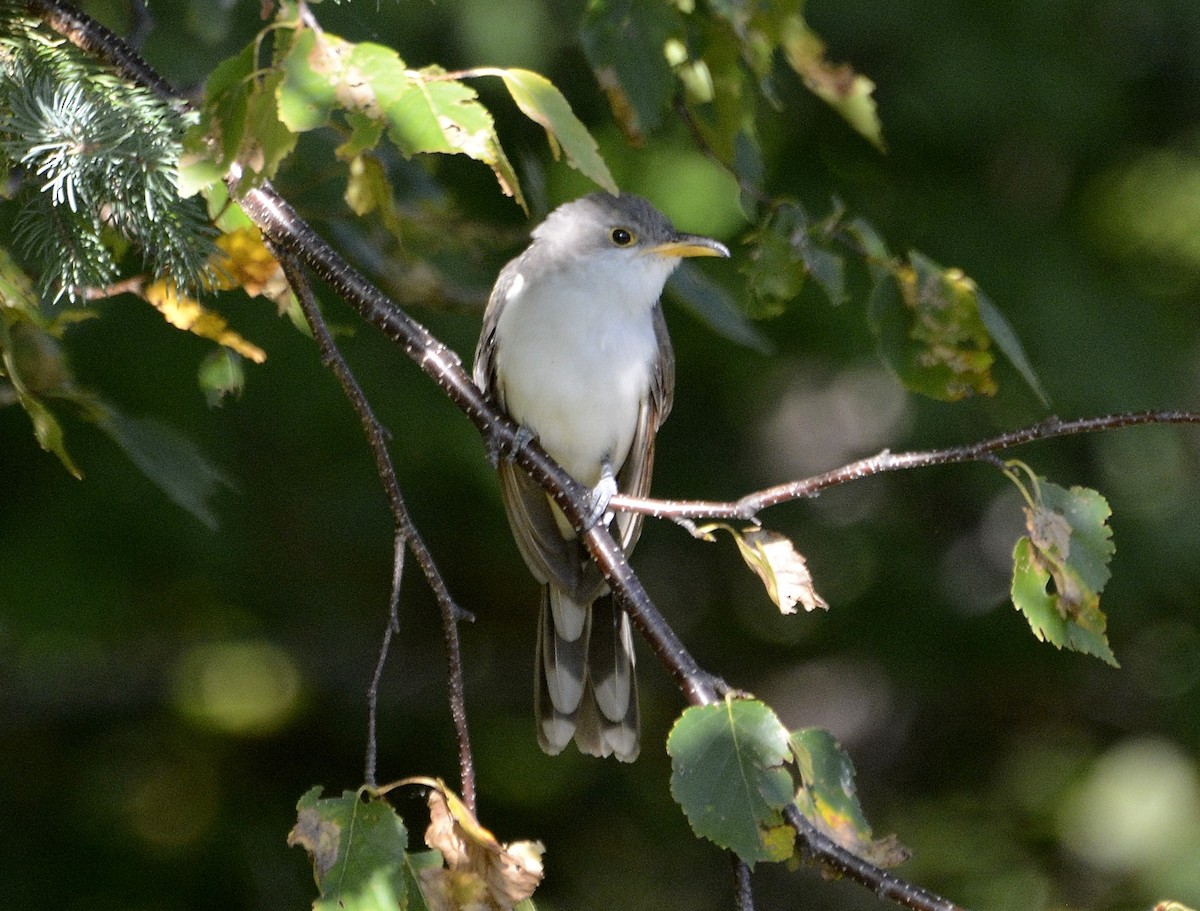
<box><xmin>535</xmin><ymin>586</ymin><xmax>639</xmax><ymax>762</ymax></box>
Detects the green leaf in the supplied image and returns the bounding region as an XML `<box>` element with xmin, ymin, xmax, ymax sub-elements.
<box><xmin>288</xmin><ymin>787</ymin><xmax>409</xmax><ymax>911</ymax></box>
<box><xmin>975</xmin><ymin>287</ymin><xmax>1050</xmax><ymax>406</ymax></box>
<box><xmin>667</xmin><ymin>699</ymin><xmax>796</xmax><ymax>867</ymax></box>
<box><xmin>276</xmin><ymin>29</ymin><xmax>342</xmax><ymax>132</ymax></box>
<box><xmin>581</xmin><ymin>0</ymin><xmax>680</xmax><ymax>142</ymax></box>
<box><xmin>344</xmin><ymin>154</ymin><xmax>401</xmax><ymax>230</ymax></box>
<box><xmin>276</xmin><ymin>30</ymin><xmax>524</xmax><ymax>208</ymax></box>
<box><xmin>741</xmin><ymin>202</ymin><xmax>847</xmax><ymax>314</ymax></box>
<box><xmin>493</xmin><ymin>68</ymin><xmax>617</xmax><ymax>194</ymax></box>
<box><xmin>8</xmin><ymin>383</ymin><xmax>79</xmax><ymax>476</ymax></box>
<box><xmin>1008</xmin><ymin>471</ymin><xmax>1118</xmax><ymax>666</ymax></box>
<box><xmin>97</xmin><ymin>409</ymin><xmax>233</xmax><ymax>530</ymax></box>
<box><xmin>183</xmin><ymin>40</ymin><xmax>299</xmax><ymax>194</ymax></box>
<box><xmin>198</xmin><ymin>348</ymin><xmax>245</xmax><ymax>408</ymax></box>
<box><xmin>778</xmin><ymin>15</ymin><xmax>885</xmax><ymax>152</ymax></box>
<box><xmin>387</xmin><ymin>68</ymin><xmax>524</xmax><ymax>209</ymax></box>
<box><xmin>842</xmin><ymin>215</ymin><xmax>891</xmax><ymax>264</ymax></box>
<box><xmin>790</xmin><ymin>728</ymin><xmax>909</xmax><ymax>868</ymax></box>
<box><xmin>402</xmin><ymin>850</ymin><xmax>440</xmax><ymax>911</ymax></box>
<box><xmin>869</xmin><ymin>251</ymin><xmax>998</xmax><ymax>401</ymax></box>
<box><xmin>742</xmin><ymin>206</ymin><xmax>808</xmax><ymax>316</ymax></box>
<box><xmin>667</xmin><ymin>262</ymin><xmax>772</xmax><ymax>354</ymax></box>
<box><xmin>704</xmin><ymin>3</ymin><xmax>884</xmax><ymax>150</ymax></box>
<box><xmin>0</xmin><ymin>307</ymin><xmax>81</xmax><ymax>478</ymax></box>
<box><xmin>245</xmin><ymin>68</ymin><xmax>302</xmax><ymax>185</ymax></box>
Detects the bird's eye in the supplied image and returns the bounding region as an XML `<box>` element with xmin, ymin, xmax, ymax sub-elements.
<box><xmin>610</xmin><ymin>227</ymin><xmax>635</xmax><ymax>247</ymax></box>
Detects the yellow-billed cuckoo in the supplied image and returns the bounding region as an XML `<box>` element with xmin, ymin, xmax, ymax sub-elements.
<box><xmin>473</xmin><ymin>192</ymin><xmax>729</xmax><ymax>761</ymax></box>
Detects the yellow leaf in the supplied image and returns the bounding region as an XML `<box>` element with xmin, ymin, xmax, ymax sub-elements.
<box><xmin>211</xmin><ymin>227</ymin><xmax>295</xmax><ymax>314</ymax></box>
<box><xmin>143</xmin><ymin>279</ymin><xmax>267</xmax><ymax>363</ymax></box>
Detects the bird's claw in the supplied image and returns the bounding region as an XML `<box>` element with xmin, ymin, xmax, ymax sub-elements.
<box><xmin>487</xmin><ymin>424</ymin><xmax>536</xmax><ymax>468</ymax></box>
<box><xmin>583</xmin><ymin>462</ymin><xmax>618</xmax><ymax>531</ymax></box>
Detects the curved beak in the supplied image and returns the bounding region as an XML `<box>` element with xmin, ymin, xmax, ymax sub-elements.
<box><xmin>650</xmin><ymin>233</ymin><xmax>731</xmax><ymax>259</ymax></box>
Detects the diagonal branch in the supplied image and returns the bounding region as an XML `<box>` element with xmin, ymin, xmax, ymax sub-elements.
<box><xmin>23</xmin><ymin>3</ymin><xmax>990</xmax><ymax>907</ymax></box>
<box><xmin>611</xmin><ymin>411</ymin><xmax>1200</xmax><ymax>524</ymax></box>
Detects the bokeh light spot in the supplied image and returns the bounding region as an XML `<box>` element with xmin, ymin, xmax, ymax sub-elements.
<box><xmin>1060</xmin><ymin>737</ymin><xmax>1200</xmax><ymax>873</ymax></box>
<box><xmin>173</xmin><ymin>639</ymin><xmax>302</xmax><ymax>736</ymax></box>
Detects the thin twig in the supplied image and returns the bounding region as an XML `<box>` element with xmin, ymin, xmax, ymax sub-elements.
<box><xmin>276</xmin><ymin>251</ymin><xmax>476</xmax><ymax>809</ymax></box>
<box><xmin>21</xmin><ymin>5</ymin><xmax>1066</xmax><ymax>907</ymax></box>
<box><xmin>611</xmin><ymin>411</ymin><xmax>1200</xmax><ymax>523</ymax></box>
<box><xmin>365</xmin><ymin>532</ymin><xmax>405</xmax><ymax>787</ymax></box>
<box><xmin>732</xmin><ymin>857</ymin><xmax>754</xmax><ymax>911</ymax></box>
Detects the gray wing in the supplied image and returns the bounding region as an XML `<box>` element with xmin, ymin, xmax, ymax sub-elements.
<box><xmin>613</xmin><ymin>301</ymin><xmax>675</xmax><ymax>551</ymax></box>
<box><xmin>474</xmin><ymin>257</ymin><xmax>604</xmax><ymax>602</ymax></box>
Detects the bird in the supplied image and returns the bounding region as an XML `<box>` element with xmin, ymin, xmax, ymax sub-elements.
<box><xmin>473</xmin><ymin>191</ymin><xmax>729</xmax><ymax>761</ymax></box>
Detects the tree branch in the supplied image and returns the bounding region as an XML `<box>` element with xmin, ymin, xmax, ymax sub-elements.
<box><xmin>784</xmin><ymin>806</ymin><xmax>967</xmax><ymax>911</ymax></box>
<box><xmin>611</xmin><ymin>411</ymin><xmax>1200</xmax><ymax>524</ymax></box>
<box><xmin>21</xmin><ymin>4</ymin><xmax>1003</xmax><ymax>907</ymax></box>
<box><xmin>275</xmin><ymin>251</ymin><xmax>476</xmax><ymax>808</ymax></box>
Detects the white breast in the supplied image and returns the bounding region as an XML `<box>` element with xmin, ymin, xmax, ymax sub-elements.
<box><xmin>493</xmin><ymin>255</ymin><xmax>668</xmax><ymax>487</ymax></box>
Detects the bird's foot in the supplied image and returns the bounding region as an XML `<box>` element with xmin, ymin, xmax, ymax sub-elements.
<box><xmin>582</xmin><ymin>461</ymin><xmax>618</xmax><ymax>531</ymax></box>
<box><xmin>486</xmin><ymin>424</ymin><xmax>536</xmax><ymax>468</ymax></box>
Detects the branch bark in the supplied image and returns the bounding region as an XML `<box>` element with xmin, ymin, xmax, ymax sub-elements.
<box><xmin>611</xmin><ymin>411</ymin><xmax>1200</xmax><ymax>523</ymax></box>
<box><xmin>20</xmin><ymin>4</ymin><xmax>1116</xmax><ymax>909</ymax></box>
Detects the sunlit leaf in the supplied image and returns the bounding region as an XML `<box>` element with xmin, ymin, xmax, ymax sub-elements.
<box><xmin>736</xmin><ymin>528</ymin><xmax>829</xmax><ymax>614</ymax></box>
<box><xmin>869</xmin><ymin>251</ymin><xmax>997</xmax><ymax>401</ymax></box>
<box><xmin>288</xmin><ymin>786</ymin><xmax>409</xmax><ymax>911</ymax></box>
<box><xmin>142</xmin><ymin>279</ymin><xmax>267</xmax><ymax>363</ymax></box>
<box><xmin>244</xmin><ymin>68</ymin><xmax>300</xmax><ymax>183</ymax></box>
<box><xmin>1008</xmin><ymin>466</ymin><xmax>1117</xmax><ymax>666</ymax></box>
<box><xmin>387</xmin><ymin>777</ymin><xmax>543</xmax><ymax>911</ymax></box>
<box><xmin>493</xmin><ymin>68</ymin><xmax>616</xmax><ymax>194</ymax></box>
<box><xmin>185</xmin><ymin>40</ymin><xmax>299</xmax><ymax>193</ymax></box>
<box><xmin>276</xmin><ymin>30</ymin><xmax>524</xmax><ymax>208</ymax></box>
<box><xmin>210</xmin><ymin>227</ymin><xmax>294</xmax><ymax>314</ymax></box>
<box><xmin>697</xmin><ymin>523</ymin><xmax>828</xmax><ymax>614</ymax></box>
<box><xmin>667</xmin><ymin>699</ymin><xmax>796</xmax><ymax>866</ymax></box>
<box><xmin>779</xmin><ymin>15</ymin><xmax>884</xmax><ymax>151</ymax></box>
<box><xmin>790</xmin><ymin>728</ymin><xmax>908</xmax><ymax>868</ymax></box>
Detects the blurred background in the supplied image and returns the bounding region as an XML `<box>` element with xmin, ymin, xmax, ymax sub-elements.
<box><xmin>3</xmin><ymin>1</ymin><xmax>1200</xmax><ymax>909</ymax></box>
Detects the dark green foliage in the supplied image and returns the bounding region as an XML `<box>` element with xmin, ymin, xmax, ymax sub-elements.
<box><xmin>0</xmin><ymin>16</ymin><xmax>214</xmax><ymax>305</ymax></box>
